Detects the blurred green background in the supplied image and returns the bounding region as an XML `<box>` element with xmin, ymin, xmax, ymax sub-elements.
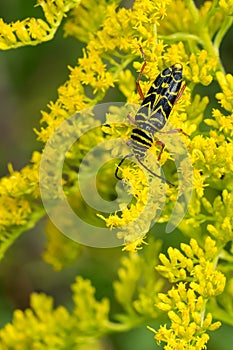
<box><xmin>0</xmin><ymin>1</ymin><xmax>233</xmax><ymax>349</ymax></box>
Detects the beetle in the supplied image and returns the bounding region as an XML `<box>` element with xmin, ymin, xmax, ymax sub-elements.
<box><xmin>115</xmin><ymin>47</ymin><xmax>187</xmax><ymax>186</ymax></box>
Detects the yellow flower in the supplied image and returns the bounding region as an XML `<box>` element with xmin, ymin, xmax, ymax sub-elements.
<box><xmin>219</xmin><ymin>0</ymin><xmax>233</xmax><ymax>15</ymax></box>
<box><xmin>122</xmin><ymin>236</ymin><xmax>147</xmax><ymax>252</ymax></box>
<box><xmin>0</xmin><ymin>0</ymin><xmax>80</xmax><ymax>50</ymax></box>
<box><xmin>154</xmin><ymin>281</ymin><xmax>221</xmax><ymax>349</ymax></box>
<box><xmin>216</xmin><ymin>72</ymin><xmax>233</xmax><ymax>112</ymax></box>
<box><xmin>186</xmin><ymin>50</ymin><xmax>217</xmax><ymax>86</ymax></box>
<box><xmin>193</xmin><ymin>168</ymin><xmax>208</xmax><ymax>197</ymax></box>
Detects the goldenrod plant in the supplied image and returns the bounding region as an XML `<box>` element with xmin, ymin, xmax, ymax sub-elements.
<box><xmin>0</xmin><ymin>0</ymin><xmax>233</xmax><ymax>349</ymax></box>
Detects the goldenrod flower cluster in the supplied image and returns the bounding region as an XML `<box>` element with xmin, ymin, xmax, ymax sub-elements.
<box><xmin>0</xmin><ymin>0</ymin><xmax>233</xmax><ymax>349</ymax></box>
<box><xmin>153</xmin><ymin>238</ymin><xmax>224</xmax><ymax>349</ymax></box>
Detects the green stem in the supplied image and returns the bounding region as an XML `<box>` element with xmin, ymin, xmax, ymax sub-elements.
<box><xmin>184</xmin><ymin>0</ymin><xmax>226</xmax><ymax>74</ymax></box>
<box><xmin>205</xmin><ymin>0</ymin><xmax>219</xmax><ymax>24</ymax></box>
<box><xmin>104</xmin><ymin>317</ymin><xmax>146</xmax><ymax>333</ymax></box>
<box><xmin>202</xmin><ymin>29</ymin><xmax>223</xmax><ymax>70</ymax></box>
<box><xmin>214</xmin><ymin>16</ymin><xmax>233</xmax><ymax>52</ymax></box>
<box><xmin>158</xmin><ymin>33</ymin><xmax>200</xmax><ymax>43</ymax></box>
<box><xmin>184</xmin><ymin>0</ymin><xmax>199</xmax><ymax>24</ymax></box>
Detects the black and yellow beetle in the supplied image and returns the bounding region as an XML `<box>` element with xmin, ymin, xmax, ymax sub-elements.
<box><xmin>115</xmin><ymin>48</ymin><xmax>187</xmax><ymax>186</ymax></box>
